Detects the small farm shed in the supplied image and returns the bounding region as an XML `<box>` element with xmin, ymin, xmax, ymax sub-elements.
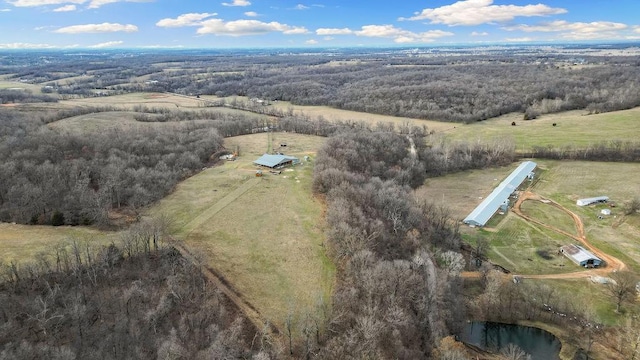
<box><xmin>560</xmin><ymin>244</ymin><xmax>602</xmax><ymax>268</ymax></box>
<box><xmin>253</xmin><ymin>154</ymin><xmax>299</xmax><ymax>168</ymax></box>
<box><xmin>576</xmin><ymin>196</ymin><xmax>609</xmax><ymax>206</ymax></box>
<box><xmin>600</xmin><ymin>209</ymin><xmax>611</xmax><ymax>216</ymax></box>
<box><xmin>463</xmin><ymin>161</ymin><xmax>537</xmax><ymax>227</ymax></box>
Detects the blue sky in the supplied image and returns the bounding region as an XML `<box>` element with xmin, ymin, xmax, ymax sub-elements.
<box><xmin>1</xmin><ymin>0</ymin><xmax>639</xmax><ymax>49</ymax></box>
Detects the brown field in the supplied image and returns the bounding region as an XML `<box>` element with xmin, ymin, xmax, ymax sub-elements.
<box><xmin>60</xmin><ymin>92</ymin><xmax>206</xmax><ymax>109</ymax></box>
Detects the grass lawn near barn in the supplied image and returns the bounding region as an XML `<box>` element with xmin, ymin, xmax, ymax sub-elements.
<box><xmin>148</xmin><ymin>132</ymin><xmax>334</xmax><ymax>330</ymax></box>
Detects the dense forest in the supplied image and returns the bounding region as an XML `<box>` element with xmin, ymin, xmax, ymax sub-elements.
<box><xmin>312</xmin><ymin>131</ymin><xmax>467</xmax><ymax>358</ymax></box>
<box><xmin>0</xmin><ymin>235</ymin><xmax>273</xmax><ymax>359</ymax></box>
<box><xmin>0</xmin><ymin>109</ymin><xmax>227</xmax><ymax>226</ymax></box>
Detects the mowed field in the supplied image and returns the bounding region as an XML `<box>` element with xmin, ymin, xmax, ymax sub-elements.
<box><xmin>148</xmin><ymin>132</ymin><xmax>334</xmax><ymax>328</ymax></box>
<box><xmin>0</xmin><ymin>80</ymin><xmax>44</xmax><ymax>95</ymax></box>
<box><xmin>417</xmin><ymin>160</ymin><xmax>640</xmax><ymax>275</ymax></box>
<box><xmin>443</xmin><ymin>107</ymin><xmax>640</xmax><ymax>151</ymax></box>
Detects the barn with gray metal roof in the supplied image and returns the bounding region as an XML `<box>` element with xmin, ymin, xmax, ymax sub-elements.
<box><xmin>253</xmin><ymin>154</ymin><xmax>299</xmax><ymax>168</ymax></box>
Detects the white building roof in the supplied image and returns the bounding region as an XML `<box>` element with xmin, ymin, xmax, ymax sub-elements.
<box><xmin>463</xmin><ymin>161</ymin><xmax>537</xmax><ymax>227</ymax></box>
<box><xmin>577</xmin><ymin>196</ymin><xmax>609</xmax><ymax>206</ymax></box>
<box><xmin>561</xmin><ymin>244</ymin><xmax>601</xmax><ymax>264</ymax></box>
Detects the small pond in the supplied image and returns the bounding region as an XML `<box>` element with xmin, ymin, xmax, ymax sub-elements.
<box><xmin>460</xmin><ymin>321</ymin><xmax>561</xmax><ymax>360</ymax></box>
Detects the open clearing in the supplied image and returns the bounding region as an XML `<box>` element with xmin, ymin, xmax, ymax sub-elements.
<box><xmin>0</xmin><ymin>80</ymin><xmax>44</xmax><ymax>94</ymax></box>
<box><xmin>443</xmin><ymin>107</ymin><xmax>640</xmax><ymax>151</ymax></box>
<box><xmin>0</xmin><ymin>222</ymin><xmax>118</xmax><ymax>263</ymax></box>
<box><xmin>60</xmin><ymin>92</ymin><xmax>207</xmax><ymax>109</ymax></box>
<box><xmin>149</xmin><ymin>132</ymin><xmax>333</xmax><ymax>329</ymax></box>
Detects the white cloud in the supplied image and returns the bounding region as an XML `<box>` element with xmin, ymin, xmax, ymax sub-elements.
<box><xmin>88</xmin><ymin>40</ymin><xmax>123</xmax><ymax>48</ymax></box>
<box><xmin>323</xmin><ymin>36</ymin><xmax>334</xmax><ymax>41</ymax></box>
<box><xmin>401</xmin><ymin>0</ymin><xmax>566</xmax><ymax>26</ymax></box>
<box><xmin>244</xmin><ymin>11</ymin><xmax>258</xmax><ymax>17</ymax></box>
<box><xmin>634</xmin><ymin>26</ymin><xmax>640</xmax><ymax>34</ymax></box>
<box><xmin>504</xmin><ymin>37</ymin><xmax>535</xmax><ymax>42</ymax></box>
<box><xmin>87</xmin><ymin>0</ymin><xmax>152</xmax><ymax>9</ymax></box>
<box><xmin>7</xmin><ymin>0</ymin><xmax>152</xmax><ymax>8</ymax></box>
<box><xmin>53</xmin><ymin>4</ymin><xmax>76</xmax><ymax>11</ymax></box>
<box><xmin>294</xmin><ymin>4</ymin><xmax>309</xmax><ymax>10</ymax></box>
<box><xmin>137</xmin><ymin>44</ymin><xmax>184</xmax><ymax>48</ymax></box>
<box><xmin>305</xmin><ymin>39</ymin><xmax>318</xmax><ymax>44</ymax></box>
<box><xmin>221</xmin><ymin>0</ymin><xmax>250</xmax><ymax>6</ymax></box>
<box><xmin>354</xmin><ymin>24</ymin><xmax>453</xmax><ymax>43</ymax></box>
<box><xmin>503</xmin><ymin>20</ymin><xmax>628</xmax><ymax>40</ymax></box>
<box><xmin>197</xmin><ymin>19</ymin><xmax>308</xmax><ymax>36</ymax></box>
<box><xmin>54</xmin><ymin>22</ymin><xmax>138</xmax><ymax>33</ymax></box>
<box><xmin>7</xmin><ymin>0</ymin><xmax>85</xmax><ymax>7</ymax></box>
<box><xmin>471</xmin><ymin>31</ymin><xmax>488</xmax><ymax>36</ymax></box>
<box><xmin>156</xmin><ymin>13</ymin><xmax>216</xmax><ymax>27</ymax></box>
<box><xmin>1</xmin><ymin>8</ymin><xmax>11</xmax><ymax>11</ymax></box>
<box><xmin>0</xmin><ymin>42</ymin><xmax>57</xmax><ymax>49</ymax></box>
<box><xmin>316</xmin><ymin>27</ymin><xmax>353</xmax><ymax>35</ymax></box>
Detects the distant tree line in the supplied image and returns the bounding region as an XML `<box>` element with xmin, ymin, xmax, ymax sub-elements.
<box><xmin>525</xmin><ymin>141</ymin><xmax>640</xmax><ymax>162</ymax></box>
<box><xmin>0</xmin><ymin>89</ymin><xmax>57</xmax><ymax>104</ymax></box>
<box><xmin>160</xmin><ymin>61</ymin><xmax>640</xmax><ymax>123</ymax></box>
<box><xmin>0</xmin><ymin>232</ymin><xmax>275</xmax><ymax>359</ymax></box>
<box><xmin>312</xmin><ymin>130</ymin><xmax>467</xmax><ymax>358</ymax></box>
<box><xmin>5</xmin><ymin>51</ymin><xmax>640</xmax><ymax>123</ymax></box>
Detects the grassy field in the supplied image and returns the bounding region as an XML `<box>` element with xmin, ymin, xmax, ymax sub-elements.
<box><xmin>0</xmin><ymin>80</ymin><xmax>44</xmax><ymax>95</ymax></box>
<box><xmin>60</xmin><ymin>92</ymin><xmax>207</xmax><ymax>109</ymax></box>
<box><xmin>443</xmin><ymin>107</ymin><xmax>640</xmax><ymax>151</ymax></box>
<box><xmin>0</xmin><ymin>222</ymin><xmax>118</xmax><ymax>263</ymax></box>
<box><xmin>149</xmin><ymin>132</ymin><xmax>333</xmax><ymax>328</ymax></box>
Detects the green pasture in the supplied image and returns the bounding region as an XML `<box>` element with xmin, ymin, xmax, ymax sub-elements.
<box><xmin>443</xmin><ymin>107</ymin><xmax>640</xmax><ymax>152</ymax></box>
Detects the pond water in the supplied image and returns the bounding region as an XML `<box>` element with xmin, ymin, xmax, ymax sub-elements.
<box><xmin>460</xmin><ymin>321</ymin><xmax>561</xmax><ymax>360</ymax></box>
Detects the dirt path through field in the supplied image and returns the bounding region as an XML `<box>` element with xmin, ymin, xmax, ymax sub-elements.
<box><xmin>172</xmin><ymin>175</ymin><xmax>281</xmax><ymax>343</ymax></box>
<box><xmin>174</xmin><ymin>243</ymin><xmax>279</xmax><ymax>338</ymax></box>
<box><xmin>181</xmin><ymin>177</ymin><xmax>262</xmax><ymax>235</ymax></box>
<box><xmin>463</xmin><ymin>190</ymin><xmax>626</xmax><ymax>280</ymax></box>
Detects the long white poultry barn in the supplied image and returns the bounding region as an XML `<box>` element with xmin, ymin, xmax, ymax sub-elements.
<box><xmin>463</xmin><ymin>161</ymin><xmax>537</xmax><ymax>227</ymax></box>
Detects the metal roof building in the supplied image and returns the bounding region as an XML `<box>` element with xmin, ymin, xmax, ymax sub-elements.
<box><xmin>576</xmin><ymin>196</ymin><xmax>609</xmax><ymax>206</ymax></box>
<box><xmin>253</xmin><ymin>154</ymin><xmax>299</xmax><ymax>168</ymax></box>
<box><xmin>560</xmin><ymin>244</ymin><xmax>602</xmax><ymax>267</ymax></box>
<box><xmin>463</xmin><ymin>161</ymin><xmax>537</xmax><ymax>227</ymax></box>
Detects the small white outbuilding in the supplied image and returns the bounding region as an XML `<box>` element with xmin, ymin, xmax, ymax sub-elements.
<box><xmin>600</xmin><ymin>209</ymin><xmax>611</xmax><ymax>216</ymax></box>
